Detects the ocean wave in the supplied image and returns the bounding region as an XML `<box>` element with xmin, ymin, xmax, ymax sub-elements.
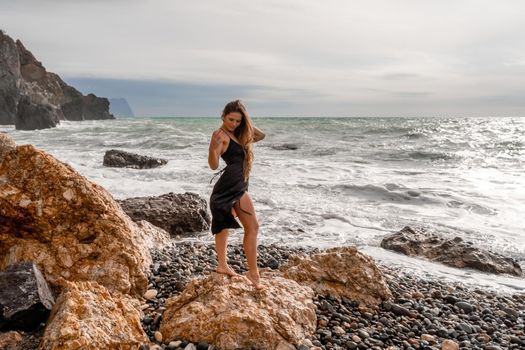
<box><xmin>408</xmin><ymin>150</ymin><xmax>458</xmax><ymax>161</ymax></box>
<box><xmin>403</xmin><ymin>132</ymin><xmax>427</xmax><ymax>139</ymax></box>
<box><xmin>330</xmin><ymin>183</ymin><xmax>440</xmax><ymax>204</ymax></box>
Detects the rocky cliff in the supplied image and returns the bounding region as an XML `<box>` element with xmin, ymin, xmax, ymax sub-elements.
<box><xmin>0</xmin><ymin>30</ymin><xmax>114</xmax><ymax>130</ymax></box>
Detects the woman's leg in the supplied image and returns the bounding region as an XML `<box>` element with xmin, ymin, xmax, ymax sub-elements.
<box><xmin>214</xmin><ymin>229</ymin><xmax>238</xmax><ymax>276</ymax></box>
<box><xmin>234</xmin><ymin>192</ymin><xmax>263</xmax><ymax>289</ymax></box>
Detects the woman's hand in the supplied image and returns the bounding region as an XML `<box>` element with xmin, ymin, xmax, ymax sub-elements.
<box><xmin>211</xmin><ymin>129</ymin><xmax>228</xmax><ymax>151</ymax></box>
<box><xmin>208</xmin><ymin>129</ymin><xmax>228</xmax><ymax>170</ymax></box>
<box><xmin>253</xmin><ymin>126</ymin><xmax>265</xmax><ymax>143</ymax></box>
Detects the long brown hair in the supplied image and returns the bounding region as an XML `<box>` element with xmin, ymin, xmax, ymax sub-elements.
<box><xmin>221</xmin><ymin>100</ymin><xmax>254</xmax><ymax>181</ymax></box>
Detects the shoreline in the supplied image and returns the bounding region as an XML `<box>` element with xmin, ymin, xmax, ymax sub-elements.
<box><xmin>138</xmin><ymin>241</ymin><xmax>525</xmax><ymax>350</ymax></box>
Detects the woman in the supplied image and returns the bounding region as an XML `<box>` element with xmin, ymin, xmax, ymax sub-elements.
<box><xmin>208</xmin><ymin>100</ymin><xmax>265</xmax><ymax>289</ymax></box>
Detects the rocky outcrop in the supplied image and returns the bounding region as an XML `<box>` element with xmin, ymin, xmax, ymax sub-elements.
<box><xmin>118</xmin><ymin>192</ymin><xmax>211</xmax><ymax>235</ymax></box>
<box><xmin>280</xmin><ymin>246</ymin><xmax>392</xmax><ymax>307</ymax></box>
<box><xmin>0</xmin><ymin>32</ymin><xmax>20</xmax><ymax>125</ymax></box>
<box><xmin>14</xmin><ymin>95</ymin><xmax>60</xmax><ymax>130</ymax></box>
<box><xmin>381</xmin><ymin>226</ymin><xmax>523</xmax><ymax>276</ymax></box>
<box><xmin>103</xmin><ymin>149</ymin><xmax>168</xmax><ymax>169</ymax></box>
<box><xmin>0</xmin><ymin>261</ymin><xmax>55</xmax><ymax>331</ymax></box>
<box><xmin>159</xmin><ymin>271</ymin><xmax>316</xmax><ymax>350</ymax></box>
<box><xmin>0</xmin><ymin>31</ymin><xmax>114</xmax><ymax>129</ymax></box>
<box><xmin>59</xmin><ymin>84</ymin><xmax>113</xmax><ymax>121</ymax></box>
<box><xmin>109</xmin><ymin>98</ymin><xmax>134</xmax><ymax>117</ymax></box>
<box><xmin>40</xmin><ymin>281</ymin><xmax>148</xmax><ymax>350</ymax></box>
<box><xmin>0</xmin><ymin>134</ymin><xmax>153</xmax><ymax>296</ymax></box>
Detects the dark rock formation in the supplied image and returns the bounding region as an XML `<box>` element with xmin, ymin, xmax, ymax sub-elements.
<box><xmin>109</xmin><ymin>98</ymin><xmax>135</xmax><ymax>117</ymax></box>
<box><xmin>381</xmin><ymin>226</ymin><xmax>523</xmax><ymax>276</ymax></box>
<box><xmin>15</xmin><ymin>96</ymin><xmax>60</xmax><ymax>130</ymax></box>
<box><xmin>0</xmin><ymin>32</ymin><xmax>20</xmax><ymax>125</ymax></box>
<box><xmin>103</xmin><ymin>149</ymin><xmax>168</xmax><ymax>169</ymax></box>
<box><xmin>0</xmin><ymin>30</ymin><xmax>114</xmax><ymax>129</ymax></box>
<box><xmin>0</xmin><ymin>262</ymin><xmax>55</xmax><ymax>331</ymax></box>
<box><xmin>59</xmin><ymin>82</ymin><xmax>114</xmax><ymax>121</ymax></box>
<box><xmin>117</xmin><ymin>192</ymin><xmax>211</xmax><ymax>235</ymax></box>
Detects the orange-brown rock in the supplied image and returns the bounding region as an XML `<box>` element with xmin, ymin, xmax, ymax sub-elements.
<box><xmin>39</xmin><ymin>281</ymin><xmax>148</xmax><ymax>350</ymax></box>
<box><xmin>280</xmin><ymin>246</ymin><xmax>392</xmax><ymax>306</ymax></box>
<box><xmin>0</xmin><ymin>132</ymin><xmax>16</xmax><ymax>159</ymax></box>
<box><xmin>159</xmin><ymin>271</ymin><xmax>316</xmax><ymax>350</ymax></box>
<box><xmin>0</xmin><ymin>134</ymin><xmax>155</xmax><ymax>296</ymax></box>
<box><xmin>0</xmin><ymin>331</ymin><xmax>23</xmax><ymax>350</ymax></box>
<box><xmin>134</xmin><ymin>220</ymin><xmax>171</xmax><ymax>251</ymax></box>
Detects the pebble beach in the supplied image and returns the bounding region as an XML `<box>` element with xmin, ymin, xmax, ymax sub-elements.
<box><xmin>137</xmin><ymin>242</ymin><xmax>525</xmax><ymax>350</ymax></box>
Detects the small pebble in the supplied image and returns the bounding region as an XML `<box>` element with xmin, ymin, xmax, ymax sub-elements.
<box><xmin>144</xmin><ymin>289</ymin><xmax>158</xmax><ymax>300</ymax></box>
<box><xmin>154</xmin><ymin>331</ymin><xmax>162</xmax><ymax>342</ymax></box>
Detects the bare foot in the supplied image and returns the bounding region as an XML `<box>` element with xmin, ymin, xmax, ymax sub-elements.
<box><xmin>245</xmin><ymin>270</ymin><xmax>265</xmax><ymax>290</ymax></box>
<box><xmin>215</xmin><ymin>265</ymin><xmax>239</xmax><ymax>277</ymax></box>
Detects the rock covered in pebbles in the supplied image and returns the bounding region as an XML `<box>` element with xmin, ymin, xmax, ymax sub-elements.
<box><xmin>0</xmin><ymin>261</ymin><xmax>54</xmax><ymax>331</ymax></box>
<box><xmin>159</xmin><ymin>271</ymin><xmax>316</xmax><ymax>350</ymax></box>
<box><xmin>0</xmin><ymin>135</ymin><xmax>153</xmax><ymax>296</ymax></box>
<box><xmin>103</xmin><ymin>149</ymin><xmax>167</xmax><ymax>169</ymax></box>
<box><xmin>281</xmin><ymin>246</ymin><xmax>392</xmax><ymax>306</ymax></box>
<box><xmin>40</xmin><ymin>281</ymin><xmax>148</xmax><ymax>350</ymax></box>
<box><xmin>118</xmin><ymin>192</ymin><xmax>210</xmax><ymax>235</ymax></box>
<box><xmin>381</xmin><ymin>226</ymin><xmax>522</xmax><ymax>276</ymax></box>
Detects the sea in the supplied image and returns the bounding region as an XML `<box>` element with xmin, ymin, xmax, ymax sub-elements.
<box><xmin>2</xmin><ymin>117</ymin><xmax>524</xmax><ymax>292</ymax></box>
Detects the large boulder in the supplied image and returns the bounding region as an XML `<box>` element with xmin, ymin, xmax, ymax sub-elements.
<box><xmin>159</xmin><ymin>272</ymin><xmax>316</xmax><ymax>350</ymax></box>
<box><xmin>0</xmin><ymin>31</ymin><xmax>20</xmax><ymax>125</ymax></box>
<box><xmin>103</xmin><ymin>149</ymin><xmax>168</xmax><ymax>169</ymax></box>
<box><xmin>280</xmin><ymin>246</ymin><xmax>392</xmax><ymax>307</ymax></box>
<box><xmin>0</xmin><ymin>134</ymin><xmax>153</xmax><ymax>296</ymax></box>
<box><xmin>0</xmin><ymin>261</ymin><xmax>55</xmax><ymax>331</ymax></box>
<box><xmin>15</xmin><ymin>95</ymin><xmax>60</xmax><ymax>130</ymax></box>
<box><xmin>118</xmin><ymin>192</ymin><xmax>210</xmax><ymax>235</ymax></box>
<box><xmin>40</xmin><ymin>281</ymin><xmax>148</xmax><ymax>350</ymax></box>
<box><xmin>381</xmin><ymin>226</ymin><xmax>523</xmax><ymax>276</ymax></box>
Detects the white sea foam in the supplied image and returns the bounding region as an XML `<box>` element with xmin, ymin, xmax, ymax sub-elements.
<box><xmin>2</xmin><ymin>116</ymin><xmax>524</xmax><ymax>292</ymax></box>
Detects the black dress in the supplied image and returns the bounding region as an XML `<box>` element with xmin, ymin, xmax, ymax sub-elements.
<box><xmin>209</xmin><ymin>135</ymin><xmax>251</xmax><ymax>234</ymax></box>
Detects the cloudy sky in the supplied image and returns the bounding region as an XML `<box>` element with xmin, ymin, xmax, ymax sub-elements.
<box><xmin>2</xmin><ymin>0</ymin><xmax>525</xmax><ymax>117</ymax></box>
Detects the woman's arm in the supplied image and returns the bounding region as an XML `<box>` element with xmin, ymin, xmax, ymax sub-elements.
<box><xmin>208</xmin><ymin>129</ymin><xmax>227</xmax><ymax>170</ymax></box>
<box><xmin>253</xmin><ymin>126</ymin><xmax>265</xmax><ymax>143</ymax></box>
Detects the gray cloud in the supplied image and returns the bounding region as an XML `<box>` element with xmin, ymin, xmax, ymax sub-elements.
<box><xmin>2</xmin><ymin>1</ymin><xmax>525</xmax><ymax>116</ymax></box>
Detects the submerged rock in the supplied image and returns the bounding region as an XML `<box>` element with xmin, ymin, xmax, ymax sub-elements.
<box><xmin>159</xmin><ymin>271</ymin><xmax>316</xmax><ymax>350</ymax></box>
<box><xmin>0</xmin><ymin>261</ymin><xmax>54</xmax><ymax>331</ymax></box>
<box><xmin>40</xmin><ymin>281</ymin><xmax>148</xmax><ymax>350</ymax></box>
<box><xmin>280</xmin><ymin>246</ymin><xmax>392</xmax><ymax>307</ymax></box>
<box><xmin>381</xmin><ymin>226</ymin><xmax>523</xmax><ymax>276</ymax></box>
<box><xmin>118</xmin><ymin>192</ymin><xmax>210</xmax><ymax>235</ymax></box>
<box><xmin>103</xmin><ymin>149</ymin><xmax>168</xmax><ymax>169</ymax></box>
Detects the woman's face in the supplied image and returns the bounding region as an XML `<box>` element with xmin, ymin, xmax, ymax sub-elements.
<box><xmin>222</xmin><ymin>112</ymin><xmax>242</xmax><ymax>132</ymax></box>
